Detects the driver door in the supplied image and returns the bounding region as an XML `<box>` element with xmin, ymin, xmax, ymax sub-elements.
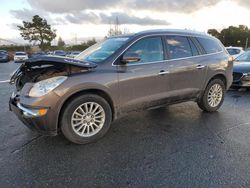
<box><xmin>116</xmin><ymin>36</ymin><xmax>171</xmax><ymax>114</ymax></box>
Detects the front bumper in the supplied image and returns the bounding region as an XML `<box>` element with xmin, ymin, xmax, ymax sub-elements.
<box><xmin>0</xmin><ymin>58</ymin><xmax>9</xmax><ymax>62</ymax></box>
<box><xmin>232</xmin><ymin>81</ymin><xmax>250</xmax><ymax>87</ymax></box>
<box><xmin>14</xmin><ymin>58</ymin><xmax>28</xmax><ymax>63</ymax></box>
<box><xmin>232</xmin><ymin>73</ymin><xmax>250</xmax><ymax>87</ymax></box>
<box><xmin>9</xmin><ymin>93</ymin><xmax>58</xmax><ymax>136</ymax></box>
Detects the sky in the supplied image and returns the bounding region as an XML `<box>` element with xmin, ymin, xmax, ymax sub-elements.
<box><xmin>0</xmin><ymin>0</ymin><xmax>250</xmax><ymax>44</ymax></box>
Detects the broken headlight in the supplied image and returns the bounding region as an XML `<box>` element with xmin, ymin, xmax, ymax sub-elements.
<box><xmin>29</xmin><ymin>76</ymin><xmax>67</xmax><ymax>97</ymax></box>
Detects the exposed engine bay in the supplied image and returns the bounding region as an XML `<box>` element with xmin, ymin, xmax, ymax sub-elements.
<box><xmin>10</xmin><ymin>56</ymin><xmax>97</xmax><ymax>91</ymax></box>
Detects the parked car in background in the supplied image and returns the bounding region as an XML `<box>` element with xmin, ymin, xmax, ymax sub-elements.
<box><xmin>53</xmin><ymin>50</ymin><xmax>66</xmax><ymax>56</ymax></box>
<box><xmin>9</xmin><ymin>29</ymin><xmax>233</xmax><ymax>144</ymax></box>
<box><xmin>232</xmin><ymin>51</ymin><xmax>250</xmax><ymax>88</ymax></box>
<box><xmin>14</xmin><ymin>52</ymin><xmax>28</xmax><ymax>63</ymax></box>
<box><xmin>46</xmin><ymin>51</ymin><xmax>54</xmax><ymax>55</ymax></box>
<box><xmin>66</xmin><ymin>51</ymin><xmax>72</xmax><ymax>57</ymax></box>
<box><xmin>226</xmin><ymin>47</ymin><xmax>244</xmax><ymax>59</ymax></box>
<box><xmin>0</xmin><ymin>50</ymin><xmax>7</xmax><ymax>54</ymax></box>
<box><xmin>67</xmin><ymin>51</ymin><xmax>81</xmax><ymax>58</ymax></box>
<box><xmin>30</xmin><ymin>52</ymin><xmax>46</xmax><ymax>58</ymax></box>
<box><xmin>0</xmin><ymin>50</ymin><xmax>10</xmax><ymax>62</ymax></box>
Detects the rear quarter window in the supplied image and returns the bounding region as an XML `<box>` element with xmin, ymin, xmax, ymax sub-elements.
<box><xmin>196</xmin><ymin>37</ymin><xmax>222</xmax><ymax>54</ymax></box>
<box><xmin>188</xmin><ymin>38</ymin><xmax>199</xmax><ymax>56</ymax></box>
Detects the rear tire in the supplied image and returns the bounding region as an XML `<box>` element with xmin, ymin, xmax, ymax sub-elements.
<box><xmin>61</xmin><ymin>94</ymin><xmax>112</xmax><ymax>144</ymax></box>
<box><xmin>198</xmin><ymin>79</ymin><xmax>225</xmax><ymax>112</ymax></box>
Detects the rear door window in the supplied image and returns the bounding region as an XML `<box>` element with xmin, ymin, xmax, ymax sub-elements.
<box><xmin>196</xmin><ymin>37</ymin><xmax>222</xmax><ymax>54</ymax></box>
<box><xmin>165</xmin><ymin>36</ymin><xmax>192</xmax><ymax>59</ymax></box>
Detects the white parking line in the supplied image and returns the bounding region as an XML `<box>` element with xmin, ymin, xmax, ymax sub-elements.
<box><xmin>0</xmin><ymin>80</ymin><xmax>10</xmax><ymax>84</ymax></box>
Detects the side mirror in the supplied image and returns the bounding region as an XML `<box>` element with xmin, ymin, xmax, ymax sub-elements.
<box><xmin>121</xmin><ymin>52</ymin><xmax>141</xmax><ymax>64</ymax></box>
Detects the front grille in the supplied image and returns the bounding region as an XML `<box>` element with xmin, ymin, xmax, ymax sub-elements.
<box><xmin>233</xmin><ymin>72</ymin><xmax>243</xmax><ymax>81</ymax></box>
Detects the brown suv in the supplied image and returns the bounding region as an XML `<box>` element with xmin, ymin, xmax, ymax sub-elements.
<box><xmin>9</xmin><ymin>29</ymin><xmax>233</xmax><ymax>144</ymax></box>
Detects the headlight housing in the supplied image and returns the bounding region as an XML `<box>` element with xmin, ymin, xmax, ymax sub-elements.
<box><xmin>243</xmin><ymin>73</ymin><xmax>250</xmax><ymax>76</ymax></box>
<box><xmin>243</xmin><ymin>73</ymin><xmax>250</xmax><ymax>81</ymax></box>
<box><xmin>29</xmin><ymin>76</ymin><xmax>67</xmax><ymax>97</ymax></box>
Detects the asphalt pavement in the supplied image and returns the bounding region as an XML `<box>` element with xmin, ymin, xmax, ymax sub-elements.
<box><xmin>0</xmin><ymin>62</ymin><xmax>249</xmax><ymax>188</ymax></box>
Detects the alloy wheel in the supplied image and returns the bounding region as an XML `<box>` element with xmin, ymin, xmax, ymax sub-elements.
<box><xmin>207</xmin><ymin>84</ymin><xmax>223</xmax><ymax>108</ymax></box>
<box><xmin>71</xmin><ymin>102</ymin><xmax>105</xmax><ymax>137</ymax></box>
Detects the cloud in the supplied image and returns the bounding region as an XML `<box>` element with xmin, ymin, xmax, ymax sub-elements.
<box><xmin>27</xmin><ymin>0</ymin><xmax>121</xmax><ymax>13</ymax></box>
<box><xmin>65</xmin><ymin>12</ymin><xmax>99</xmax><ymax>24</ymax></box>
<box><xmin>13</xmin><ymin>0</ymin><xmax>250</xmax><ymax>28</ymax></box>
<box><xmin>6</xmin><ymin>23</ymin><xmax>20</xmax><ymax>30</ymax></box>
<box><xmin>10</xmin><ymin>8</ymin><xmax>49</xmax><ymax>22</ymax></box>
<box><xmin>27</xmin><ymin>0</ymin><xmax>220</xmax><ymax>13</ymax></box>
<box><xmin>100</xmin><ymin>12</ymin><xmax>169</xmax><ymax>25</ymax></box>
<box><xmin>133</xmin><ymin>0</ymin><xmax>219</xmax><ymax>13</ymax></box>
<box><xmin>10</xmin><ymin>8</ymin><xmax>65</xmax><ymax>25</ymax></box>
<box><xmin>236</xmin><ymin>0</ymin><xmax>250</xmax><ymax>8</ymax></box>
<box><xmin>10</xmin><ymin>8</ymin><xmax>169</xmax><ymax>26</ymax></box>
<box><xmin>64</xmin><ymin>11</ymin><xmax>169</xmax><ymax>25</ymax></box>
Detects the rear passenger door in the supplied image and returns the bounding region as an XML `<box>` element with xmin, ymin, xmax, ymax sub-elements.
<box><xmin>164</xmin><ymin>35</ymin><xmax>207</xmax><ymax>99</ymax></box>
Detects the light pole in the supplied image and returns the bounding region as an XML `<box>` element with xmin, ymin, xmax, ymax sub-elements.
<box><xmin>245</xmin><ymin>38</ymin><xmax>249</xmax><ymax>50</ymax></box>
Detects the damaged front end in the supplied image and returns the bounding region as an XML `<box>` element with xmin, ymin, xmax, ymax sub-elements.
<box><xmin>9</xmin><ymin>56</ymin><xmax>97</xmax><ymax>135</ymax></box>
<box><xmin>10</xmin><ymin>56</ymin><xmax>97</xmax><ymax>91</ymax></box>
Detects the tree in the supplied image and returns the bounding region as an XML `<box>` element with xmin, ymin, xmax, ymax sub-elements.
<box><xmin>66</xmin><ymin>39</ymin><xmax>97</xmax><ymax>51</ymax></box>
<box><xmin>208</xmin><ymin>25</ymin><xmax>250</xmax><ymax>48</ymax></box>
<box><xmin>57</xmin><ymin>37</ymin><xmax>65</xmax><ymax>48</ymax></box>
<box><xmin>208</xmin><ymin>29</ymin><xmax>220</xmax><ymax>39</ymax></box>
<box><xmin>18</xmin><ymin>15</ymin><xmax>56</xmax><ymax>50</ymax></box>
<box><xmin>86</xmin><ymin>38</ymin><xmax>97</xmax><ymax>46</ymax></box>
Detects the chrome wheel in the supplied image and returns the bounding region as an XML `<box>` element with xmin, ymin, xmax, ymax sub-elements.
<box><xmin>207</xmin><ymin>84</ymin><xmax>223</xmax><ymax>108</ymax></box>
<box><xmin>71</xmin><ymin>102</ymin><xmax>105</xmax><ymax>137</ymax></box>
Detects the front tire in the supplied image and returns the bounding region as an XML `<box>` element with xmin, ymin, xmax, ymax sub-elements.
<box><xmin>61</xmin><ymin>94</ymin><xmax>112</xmax><ymax>144</ymax></box>
<box><xmin>198</xmin><ymin>79</ymin><xmax>225</xmax><ymax>112</ymax></box>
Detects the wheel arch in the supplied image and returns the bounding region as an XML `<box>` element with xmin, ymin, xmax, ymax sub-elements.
<box><xmin>57</xmin><ymin>89</ymin><xmax>116</xmax><ymax>130</ymax></box>
<box><xmin>199</xmin><ymin>73</ymin><xmax>227</xmax><ymax>101</ymax></box>
<box><xmin>205</xmin><ymin>73</ymin><xmax>227</xmax><ymax>90</ymax></box>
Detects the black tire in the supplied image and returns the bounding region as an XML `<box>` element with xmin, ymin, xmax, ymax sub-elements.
<box><xmin>61</xmin><ymin>94</ymin><xmax>112</xmax><ymax>144</ymax></box>
<box><xmin>198</xmin><ymin>79</ymin><xmax>225</xmax><ymax>112</ymax></box>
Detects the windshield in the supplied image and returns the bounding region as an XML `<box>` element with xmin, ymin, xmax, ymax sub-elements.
<box><xmin>236</xmin><ymin>52</ymin><xmax>250</xmax><ymax>62</ymax></box>
<box><xmin>16</xmin><ymin>52</ymin><xmax>26</xmax><ymax>55</ymax></box>
<box><xmin>55</xmin><ymin>51</ymin><xmax>65</xmax><ymax>54</ymax></box>
<box><xmin>76</xmin><ymin>37</ymin><xmax>129</xmax><ymax>63</ymax></box>
<box><xmin>227</xmin><ymin>48</ymin><xmax>241</xmax><ymax>55</ymax></box>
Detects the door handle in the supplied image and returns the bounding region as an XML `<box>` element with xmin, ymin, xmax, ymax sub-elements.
<box><xmin>196</xmin><ymin>65</ymin><xmax>206</xmax><ymax>69</ymax></box>
<box><xmin>158</xmin><ymin>70</ymin><xmax>169</xmax><ymax>75</ymax></box>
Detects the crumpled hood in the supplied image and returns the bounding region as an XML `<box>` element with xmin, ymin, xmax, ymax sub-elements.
<box><xmin>233</xmin><ymin>61</ymin><xmax>250</xmax><ymax>73</ymax></box>
<box><xmin>24</xmin><ymin>56</ymin><xmax>97</xmax><ymax>69</ymax></box>
<box><xmin>10</xmin><ymin>56</ymin><xmax>97</xmax><ymax>89</ymax></box>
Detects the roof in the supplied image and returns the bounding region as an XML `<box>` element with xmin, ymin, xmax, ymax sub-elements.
<box><xmin>110</xmin><ymin>29</ymin><xmax>211</xmax><ymax>39</ymax></box>
<box><xmin>135</xmin><ymin>29</ymin><xmax>210</xmax><ymax>37</ymax></box>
